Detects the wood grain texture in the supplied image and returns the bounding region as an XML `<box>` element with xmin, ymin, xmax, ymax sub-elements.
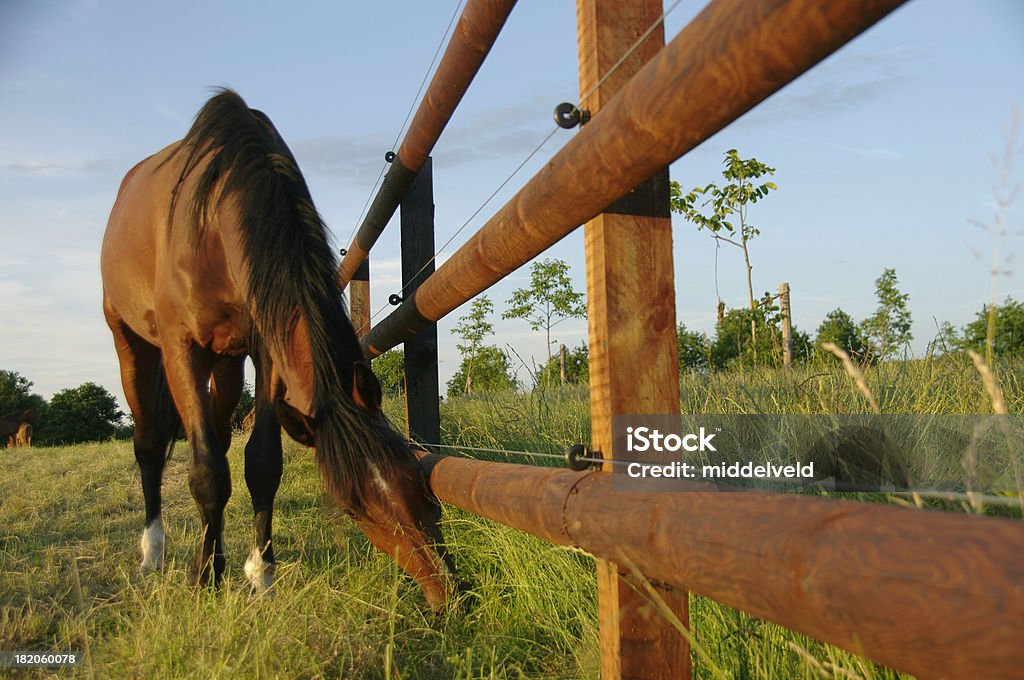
<box><xmin>349</xmin><ymin>278</ymin><xmax>370</xmax><ymax>339</ymax></box>
<box><xmin>362</xmin><ymin>0</ymin><xmax>907</xmax><ymax>353</ymax></box>
<box><xmin>338</xmin><ymin>242</ymin><xmax>370</xmax><ymax>291</ymax></box>
<box><xmin>424</xmin><ymin>455</ymin><xmax>1024</xmax><ymax>680</ymax></box>
<box><xmin>577</xmin><ymin>1</ymin><xmax>687</xmax><ymax>677</ymax></box>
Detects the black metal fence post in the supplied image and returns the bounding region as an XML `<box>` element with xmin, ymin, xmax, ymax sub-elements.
<box><xmin>399</xmin><ymin>157</ymin><xmax>440</xmax><ymax>448</ymax></box>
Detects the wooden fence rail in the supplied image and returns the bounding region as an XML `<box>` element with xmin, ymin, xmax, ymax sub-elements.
<box><xmin>421</xmin><ymin>454</ymin><xmax>1024</xmax><ymax>679</ymax></box>
<box><xmin>361</xmin><ymin>0</ymin><xmax>908</xmax><ymax>357</ymax></box>
<box><xmin>337</xmin><ymin>0</ymin><xmax>516</xmax><ymax>288</ymax></box>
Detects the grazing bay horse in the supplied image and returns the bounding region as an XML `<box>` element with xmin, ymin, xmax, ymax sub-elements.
<box><xmin>101</xmin><ymin>90</ymin><xmax>454</xmax><ymax>606</ymax></box>
<box><xmin>1</xmin><ymin>407</ymin><xmax>36</xmax><ymax>449</ymax></box>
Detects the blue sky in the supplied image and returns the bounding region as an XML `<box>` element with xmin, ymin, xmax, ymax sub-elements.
<box><xmin>1</xmin><ymin>0</ymin><xmax>1022</xmax><ymax>406</ymax></box>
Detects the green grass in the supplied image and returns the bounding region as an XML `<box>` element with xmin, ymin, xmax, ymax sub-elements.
<box><xmin>1</xmin><ymin>356</ymin><xmax>1020</xmax><ymax>678</ymax></box>
<box><xmin>0</xmin><ymin>438</ymin><xmax>597</xmax><ymax>679</ymax></box>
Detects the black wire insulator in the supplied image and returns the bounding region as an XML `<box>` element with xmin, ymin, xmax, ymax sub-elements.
<box><xmin>565</xmin><ymin>443</ymin><xmax>599</xmax><ymax>471</ymax></box>
<box><xmin>384</xmin><ymin>151</ymin><xmax>396</xmax><ymax>163</ymax></box>
<box><xmin>388</xmin><ymin>293</ymin><xmax>403</xmax><ymax>306</ymax></box>
<box><xmin>554</xmin><ymin>102</ymin><xmax>589</xmax><ymax>129</ymax></box>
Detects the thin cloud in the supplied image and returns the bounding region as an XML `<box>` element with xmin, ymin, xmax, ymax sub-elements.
<box><xmin>290</xmin><ymin>132</ymin><xmax>390</xmax><ymax>182</ymax></box>
<box><xmin>826</xmin><ymin>142</ymin><xmax>903</xmax><ymax>160</ymax></box>
<box><xmin>732</xmin><ymin>40</ymin><xmax>919</xmax><ymax>129</ymax></box>
<box><xmin>0</xmin><ymin>158</ymin><xmax>116</xmax><ymax>176</ymax></box>
<box><xmin>152</xmin><ymin>100</ymin><xmax>191</xmax><ymax>127</ymax></box>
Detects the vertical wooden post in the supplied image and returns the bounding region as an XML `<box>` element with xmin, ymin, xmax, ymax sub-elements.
<box><xmin>578</xmin><ymin>1</ymin><xmax>690</xmax><ymax>678</ymax></box>
<box><xmin>350</xmin><ymin>258</ymin><xmax>371</xmax><ymax>339</ymax></box>
<box><xmin>780</xmin><ymin>282</ymin><xmax>792</xmax><ymax>368</ymax></box>
<box><xmin>400</xmin><ymin>158</ymin><xmax>441</xmax><ymax>448</ymax></box>
<box><xmin>560</xmin><ymin>343</ymin><xmax>567</xmax><ymax>385</ymax></box>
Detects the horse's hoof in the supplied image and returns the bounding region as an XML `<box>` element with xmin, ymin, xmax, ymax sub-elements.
<box><xmin>244</xmin><ymin>548</ymin><xmax>276</xmax><ymax>597</ymax></box>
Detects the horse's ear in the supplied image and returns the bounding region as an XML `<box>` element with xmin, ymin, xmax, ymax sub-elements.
<box><xmin>352</xmin><ymin>362</ymin><xmax>383</xmax><ymax>414</ymax></box>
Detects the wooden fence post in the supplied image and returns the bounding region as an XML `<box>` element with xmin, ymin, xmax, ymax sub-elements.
<box><xmin>780</xmin><ymin>282</ymin><xmax>792</xmax><ymax>368</ymax></box>
<box><xmin>400</xmin><ymin>158</ymin><xmax>441</xmax><ymax>448</ymax></box>
<box><xmin>350</xmin><ymin>258</ymin><xmax>371</xmax><ymax>339</ymax></box>
<box><xmin>560</xmin><ymin>343</ymin><xmax>567</xmax><ymax>385</ymax></box>
<box><xmin>578</xmin><ymin>1</ymin><xmax>690</xmax><ymax>677</ymax></box>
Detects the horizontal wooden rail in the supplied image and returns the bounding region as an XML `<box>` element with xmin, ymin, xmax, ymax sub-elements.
<box><xmin>360</xmin><ymin>0</ymin><xmax>907</xmax><ymax>356</ymax></box>
<box><xmin>338</xmin><ymin>0</ymin><xmax>517</xmax><ymax>288</ymax></box>
<box><xmin>420</xmin><ymin>453</ymin><xmax>1024</xmax><ymax>679</ymax></box>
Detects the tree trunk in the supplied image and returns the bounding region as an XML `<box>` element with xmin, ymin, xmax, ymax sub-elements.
<box><xmin>742</xmin><ymin>235</ymin><xmax>757</xmax><ymax>362</ymax></box>
<box><xmin>545</xmin><ymin>316</ymin><xmax>553</xmax><ymax>386</ymax></box>
<box><xmin>464</xmin><ymin>348</ymin><xmax>476</xmax><ymax>395</ymax></box>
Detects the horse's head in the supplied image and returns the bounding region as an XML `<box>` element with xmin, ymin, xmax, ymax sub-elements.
<box><xmin>21</xmin><ymin>407</ymin><xmax>37</xmax><ymax>422</ymax></box>
<box><xmin>344</xmin><ymin>362</ymin><xmax>456</xmax><ymax>609</ymax></box>
<box><xmin>272</xmin><ymin>358</ymin><xmax>456</xmax><ymax>609</ymax></box>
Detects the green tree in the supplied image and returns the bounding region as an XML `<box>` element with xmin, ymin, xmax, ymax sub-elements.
<box><xmin>0</xmin><ymin>369</ymin><xmax>46</xmax><ymax>416</ymax></box>
<box><xmin>961</xmin><ymin>297</ymin><xmax>1024</xmax><ymax>359</ymax></box>
<box><xmin>712</xmin><ymin>308</ymin><xmax>771</xmax><ymax>368</ymax></box>
<box><xmin>372</xmin><ymin>349</ymin><xmax>406</xmax><ymax>397</ymax></box>
<box><xmin>43</xmin><ymin>382</ymin><xmax>124</xmax><ymax>445</ymax></box>
<box><xmin>454</xmin><ymin>296</ymin><xmax>496</xmax><ymax>396</ymax></box>
<box><xmin>537</xmin><ymin>343</ymin><xmax>589</xmax><ymax>387</ymax></box>
<box><xmin>711</xmin><ymin>307</ymin><xmax>810</xmax><ymax>369</ymax></box>
<box><xmin>815</xmin><ymin>308</ymin><xmax>869</xmax><ymax>363</ymax></box>
<box><xmin>446</xmin><ymin>346</ymin><xmax>517</xmax><ymax>398</ymax></box>
<box><xmin>929</xmin><ymin>320</ymin><xmax>961</xmax><ymax>356</ymax></box>
<box><xmin>503</xmin><ymin>259</ymin><xmax>586</xmax><ymax>374</ymax></box>
<box><xmin>860</xmin><ymin>268</ymin><xmax>913</xmax><ymax>360</ymax></box>
<box><xmin>232</xmin><ymin>380</ymin><xmax>255</xmax><ymax>429</ymax></box>
<box><xmin>114</xmin><ymin>414</ymin><xmax>136</xmax><ymax>440</ymax></box>
<box><xmin>671</xmin><ymin>150</ymin><xmax>777</xmax><ymax>359</ymax></box>
<box><xmin>677</xmin><ymin>323</ymin><xmax>710</xmax><ymax>371</ymax></box>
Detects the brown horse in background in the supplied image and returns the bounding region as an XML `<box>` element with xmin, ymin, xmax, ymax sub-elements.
<box><xmin>15</xmin><ymin>422</ymin><xmax>32</xmax><ymax>447</ymax></box>
<box><xmin>1</xmin><ymin>407</ymin><xmax>36</xmax><ymax>448</ymax></box>
<box><xmin>100</xmin><ymin>90</ymin><xmax>455</xmax><ymax>605</ymax></box>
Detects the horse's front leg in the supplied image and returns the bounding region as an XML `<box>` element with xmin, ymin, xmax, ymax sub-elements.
<box><xmin>162</xmin><ymin>337</ymin><xmax>232</xmax><ymax>587</ymax></box>
<box><xmin>242</xmin><ymin>350</ymin><xmax>283</xmax><ymax>595</ymax></box>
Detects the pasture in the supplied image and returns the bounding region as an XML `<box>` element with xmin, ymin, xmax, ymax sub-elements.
<box><xmin>2</xmin><ymin>358</ymin><xmax>1019</xmax><ymax>678</ymax></box>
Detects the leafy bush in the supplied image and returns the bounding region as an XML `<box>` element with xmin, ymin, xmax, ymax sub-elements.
<box><xmin>41</xmin><ymin>382</ymin><xmax>124</xmax><ymax>445</ymax></box>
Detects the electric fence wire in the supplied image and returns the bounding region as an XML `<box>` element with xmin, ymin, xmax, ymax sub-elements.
<box><xmin>343</xmin><ymin>0</ymin><xmax>466</xmax><ymax>248</ymax></box>
<box><xmin>365</xmin><ymin>0</ymin><xmax>687</xmax><ymax>328</ymax></box>
<box><xmin>417</xmin><ymin>441</ymin><xmax>1024</xmax><ymax>507</ymax></box>
<box><xmin>422</xmin><ymin>441</ymin><xmax>600</xmax><ymax>464</ymax></box>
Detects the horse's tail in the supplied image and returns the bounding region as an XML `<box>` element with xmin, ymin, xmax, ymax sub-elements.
<box><xmin>177</xmin><ymin>88</ymin><xmax>402</xmax><ymax>518</ymax></box>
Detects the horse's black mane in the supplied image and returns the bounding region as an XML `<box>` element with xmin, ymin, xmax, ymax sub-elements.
<box><xmin>173</xmin><ymin>88</ymin><xmax>402</xmax><ymax>516</ymax></box>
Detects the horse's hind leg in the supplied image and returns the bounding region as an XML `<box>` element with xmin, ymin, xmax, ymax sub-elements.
<box><xmin>242</xmin><ymin>349</ymin><xmax>283</xmax><ymax>594</ymax></box>
<box><xmin>105</xmin><ymin>315</ymin><xmax>176</xmax><ymax>573</ymax></box>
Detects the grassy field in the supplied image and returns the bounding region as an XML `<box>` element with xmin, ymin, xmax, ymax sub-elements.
<box><xmin>1</xmin><ymin>356</ymin><xmax>1020</xmax><ymax>678</ymax></box>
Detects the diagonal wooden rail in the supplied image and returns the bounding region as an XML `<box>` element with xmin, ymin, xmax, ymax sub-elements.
<box><xmin>361</xmin><ymin>0</ymin><xmax>909</xmax><ymax>357</ymax></box>
<box><xmin>337</xmin><ymin>0</ymin><xmax>517</xmax><ymax>289</ymax></box>
<box><xmin>421</xmin><ymin>453</ymin><xmax>1024</xmax><ymax>680</ymax></box>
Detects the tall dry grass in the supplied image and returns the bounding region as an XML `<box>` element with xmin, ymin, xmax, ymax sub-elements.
<box><xmin>1</xmin><ymin>355</ymin><xmax>1019</xmax><ymax>677</ymax></box>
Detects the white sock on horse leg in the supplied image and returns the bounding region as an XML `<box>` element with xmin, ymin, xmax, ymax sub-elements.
<box><xmin>244</xmin><ymin>546</ymin><xmax>275</xmax><ymax>595</ymax></box>
<box><xmin>140</xmin><ymin>519</ymin><xmax>165</xmax><ymax>572</ymax></box>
